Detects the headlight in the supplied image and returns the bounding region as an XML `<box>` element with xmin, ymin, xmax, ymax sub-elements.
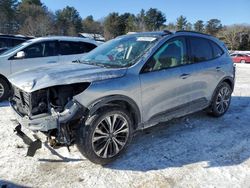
<box><xmin>21</xmin><ymin>80</ymin><xmax>36</xmax><ymax>91</ymax></box>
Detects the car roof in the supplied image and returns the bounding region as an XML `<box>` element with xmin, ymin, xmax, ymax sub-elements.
<box><xmin>123</xmin><ymin>30</ymin><xmax>218</xmax><ymax>40</ymax></box>
<box><xmin>121</xmin><ymin>30</ymin><xmax>223</xmax><ymax>47</ymax></box>
<box><xmin>26</xmin><ymin>36</ymin><xmax>99</xmax><ymax>46</ymax></box>
<box><xmin>0</xmin><ymin>34</ymin><xmax>33</xmax><ymax>40</ymax></box>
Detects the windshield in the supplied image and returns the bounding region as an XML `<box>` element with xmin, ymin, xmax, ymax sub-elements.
<box><xmin>80</xmin><ymin>36</ymin><xmax>159</xmax><ymax>68</ymax></box>
<box><xmin>1</xmin><ymin>44</ymin><xmax>24</xmax><ymax>56</ymax></box>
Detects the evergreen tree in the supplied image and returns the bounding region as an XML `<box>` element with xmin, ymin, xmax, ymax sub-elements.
<box><xmin>194</xmin><ymin>20</ymin><xmax>204</xmax><ymax>32</ymax></box>
<box><xmin>144</xmin><ymin>8</ymin><xmax>166</xmax><ymax>31</ymax></box>
<box><xmin>55</xmin><ymin>6</ymin><xmax>82</xmax><ymax>36</ymax></box>
<box><xmin>176</xmin><ymin>15</ymin><xmax>187</xmax><ymax>30</ymax></box>
<box><xmin>205</xmin><ymin>19</ymin><xmax>223</xmax><ymax>36</ymax></box>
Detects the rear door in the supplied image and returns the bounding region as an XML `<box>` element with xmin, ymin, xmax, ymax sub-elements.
<box><xmin>10</xmin><ymin>40</ymin><xmax>59</xmax><ymax>74</ymax></box>
<box><xmin>58</xmin><ymin>41</ymin><xmax>96</xmax><ymax>63</ymax></box>
<box><xmin>185</xmin><ymin>36</ymin><xmax>225</xmax><ymax>102</ymax></box>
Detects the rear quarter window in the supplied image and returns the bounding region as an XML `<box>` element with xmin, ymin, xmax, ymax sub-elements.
<box><xmin>209</xmin><ymin>41</ymin><xmax>224</xmax><ymax>58</ymax></box>
<box><xmin>84</xmin><ymin>42</ymin><xmax>97</xmax><ymax>52</ymax></box>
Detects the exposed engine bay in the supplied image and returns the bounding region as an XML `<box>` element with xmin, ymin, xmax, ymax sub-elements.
<box><xmin>11</xmin><ymin>83</ymin><xmax>90</xmax><ymax>155</ymax></box>
<box><xmin>11</xmin><ymin>83</ymin><xmax>90</xmax><ymax>117</ymax></box>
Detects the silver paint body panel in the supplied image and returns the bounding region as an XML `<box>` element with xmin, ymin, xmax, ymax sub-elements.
<box><xmin>9</xmin><ymin>32</ymin><xmax>235</xmax><ymax>130</ymax></box>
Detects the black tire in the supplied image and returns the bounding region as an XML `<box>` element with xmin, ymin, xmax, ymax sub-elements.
<box><xmin>76</xmin><ymin>107</ymin><xmax>133</xmax><ymax>165</ymax></box>
<box><xmin>0</xmin><ymin>78</ymin><xmax>10</xmax><ymax>102</ymax></box>
<box><xmin>207</xmin><ymin>82</ymin><xmax>232</xmax><ymax>117</ymax></box>
<box><xmin>240</xmin><ymin>59</ymin><xmax>246</xmax><ymax>64</ymax></box>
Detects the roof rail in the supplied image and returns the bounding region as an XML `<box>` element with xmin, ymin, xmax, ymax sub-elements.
<box><xmin>163</xmin><ymin>30</ymin><xmax>173</xmax><ymax>35</ymax></box>
<box><xmin>176</xmin><ymin>30</ymin><xmax>212</xmax><ymax>37</ymax></box>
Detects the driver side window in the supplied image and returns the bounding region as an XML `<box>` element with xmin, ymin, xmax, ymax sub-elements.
<box><xmin>143</xmin><ymin>37</ymin><xmax>187</xmax><ymax>72</ymax></box>
<box><xmin>23</xmin><ymin>42</ymin><xmax>45</xmax><ymax>58</ymax></box>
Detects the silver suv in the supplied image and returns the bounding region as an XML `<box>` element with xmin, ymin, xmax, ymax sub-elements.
<box><xmin>0</xmin><ymin>36</ymin><xmax>99</xmax><ymax>101</ymax></box>
<box><xmin>9</xmin><ymin>31</ymin><xmax>235</xmax><ymax>164</ymax></box>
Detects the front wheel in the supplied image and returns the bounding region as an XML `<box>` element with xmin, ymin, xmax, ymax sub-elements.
<box><xmin>208</xmin><ymin>82</ymin><xmax>232</xmax><ymax>117</ymax></box>
<box><xmin>76</xmin><ymin>108</ymin><xmax>133</xmax><ymax>165</ymax></box>
<box><xmin>0</xmin><ymin>78</ymin><xmax>10</xmax><ymax>102</ymax></box>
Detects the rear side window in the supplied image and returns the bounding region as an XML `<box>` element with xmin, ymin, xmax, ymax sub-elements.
<box><xmin>189</xmin><ymin>37</ymin><xmax>213</xmax><ymax>63</ymax></box>
<box><xmin>59</xmin><ymin>41</ymin><xmax>96</xmax><ymax>55</ymax></box>
<box><xmin>44</xmin><ymin>41</ymin><xmax>58</xmax><ymax>57</ymax></box>
<box><xmin>210</xmin><ymin>41</ymin><xmax>224</xmax><ymax>58</ymax></box>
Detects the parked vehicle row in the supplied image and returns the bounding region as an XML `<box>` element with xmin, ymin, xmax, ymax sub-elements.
<box><xmin>0</xmin><ymin>36</ymin><xmax>99</xmax><ymax>101</ymax></box>
<box><xmin>9</xmin><ymin>31</ymin><xmax>235</xmax><ymax>164</ymax></box>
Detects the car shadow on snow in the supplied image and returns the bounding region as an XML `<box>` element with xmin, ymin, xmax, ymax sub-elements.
<box><xmin>0</xmin><ymin>180</ymin><xmax>29</xmax><ymax>188</ymax></box>
<box><xmin>0</xmin><ymin>101</ymin><xmax>9</xmax><ymax>107</ymax></box>
<box><xmin>107</xmin><ymin>96</ymin><xmax>250</xmax><ymax>172</ymax></box>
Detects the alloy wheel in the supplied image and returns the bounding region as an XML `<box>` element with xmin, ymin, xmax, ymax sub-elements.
<box><xmin>92</xmin><ymin>113</ymin><xmax>129</xmax><ymax>159</ymax></box>
<box><xmin>215</xmin><ymin>86</ymin><xmax>231</xmax><ymax>114</ymax></box>
<box><xmin>0</xmin><ymin>83</ymin><xmax>4</xmax><ymax>98</ymax></box>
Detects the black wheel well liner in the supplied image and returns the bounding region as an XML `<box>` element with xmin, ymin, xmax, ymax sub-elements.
<box><xmin>210</xmin><ymin>76</ymin><xmax>234</xmax><ymax>105</ymax></box>
<box><xmin>88</xmin><ymin>95</ymin><xmax>141</xmax><ymax>129</ymax></box>
<box><xmin>220</xmin><ymin>76</ymin><xmax>234</xmax><ymax>90</ymax></box>
<box><xmin>0</xmin><ymin>74</ymin><xmax>11</xmax><ymax>89</ymax></box>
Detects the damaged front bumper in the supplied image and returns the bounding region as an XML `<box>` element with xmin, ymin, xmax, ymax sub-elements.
<box><xmin>10</xmin><ymin>100</ymin><xmax>85</xmax><ymax>132</ymax></box>
<box><xmin>11</xmin><ymin>100</ymin><xmax>87</xmax><ymax>156</ymax></box>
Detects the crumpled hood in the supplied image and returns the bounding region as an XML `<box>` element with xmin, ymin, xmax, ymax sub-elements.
<box><xmin>9</xmin><ymin>62</ymin><xmax>127</xmax><ymax>93</ymax></box>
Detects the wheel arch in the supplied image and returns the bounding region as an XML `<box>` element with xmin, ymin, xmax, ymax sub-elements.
<box><xmin>210</xmin><ymin>76</ymin><xmax>234</xmax><ymax>105</ymax></box>
<box><xmin>87</xmin><ymin>95</ymin><xmax>142</xmax><ymax>130</ymax></box>
<box><xmin>220</xmin><ymin>76</ymin><xmax>234</xmax><ymax>91</ymax></box>
<box><xmin>0</xmin><ymin>74</ymin><xmax>11</xmax><ymax>89</ymax></box>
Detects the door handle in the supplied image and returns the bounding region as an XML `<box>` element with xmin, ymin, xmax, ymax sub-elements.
<box><xmin>216</xmin><ymin>66</ymin><xmax>221</xmax><ymax>71</ymax></box>
<box><xmin>47</xmin><ymin>61</ymin><xmax>56</xmax><ymax>64</ymax></box>
<box><xmin>180</xmin><ymin>73</ymin><xmax>190</xmax><ymax>79</ymax></box>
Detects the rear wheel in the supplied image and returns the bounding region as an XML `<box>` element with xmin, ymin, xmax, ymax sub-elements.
<box><xmin>240</xmin><ymin>59</ymin><xmax>246</xmax><ymax>64</ymax></box>
<box><xmin>208</xmin><ymin>82</ymin><xmax>232</xmax><ymax>117</ymax></box>
<box><xmin>76</xmin><ymin>108</ymin><xmax>133</xmax><ymax>165</ymax></box>
<box><xmin>0</xmin><ymin>78</ymin><xmax>10</xmax><ymax>102</ymax></box>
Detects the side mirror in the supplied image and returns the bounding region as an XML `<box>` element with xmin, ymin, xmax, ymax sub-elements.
<box><xmin>15</xmin><ymin>51</ymin><xmax>25</xmax><ymax>59</ymax></box>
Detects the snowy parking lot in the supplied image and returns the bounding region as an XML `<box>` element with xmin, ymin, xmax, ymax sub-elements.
<box><xmin>0</xmin><ymin>64</ymin><xmax>250</xmax><ymax>188</ymax></box>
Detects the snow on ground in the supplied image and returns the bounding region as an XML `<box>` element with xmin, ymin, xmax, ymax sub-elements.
<box><xmin>0</xmin><ymin>64</ymin><xmax>250</xmax><ymax>188</ymax></box>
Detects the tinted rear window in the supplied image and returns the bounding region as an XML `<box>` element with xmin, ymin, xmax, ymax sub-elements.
<box><xmin>189</xmin><ymin>37</ymin><xmax>213</xmax><ymax>63</ymax></box>
<box><xmin>59</xmin><ymin>41</ymin><xmax>96</xmax><ymax>55</ymax></box>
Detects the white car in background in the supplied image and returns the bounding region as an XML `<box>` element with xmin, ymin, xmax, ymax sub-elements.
<box><xmin>0</xmin><ymin>36</ymin><xmax>99</xmax><ymax>101</ymax></box>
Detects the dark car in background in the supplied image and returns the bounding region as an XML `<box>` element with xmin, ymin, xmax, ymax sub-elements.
<box><xmin>0</xmin><ymin>34</ymin><xmax>33</xmax><ymax>54</ymax></box>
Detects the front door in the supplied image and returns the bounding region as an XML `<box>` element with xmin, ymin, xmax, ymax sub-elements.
<box><xmin>139</xmin><ymin>37</ymin><xmax>193</xmax><ymax>123</ymax></box>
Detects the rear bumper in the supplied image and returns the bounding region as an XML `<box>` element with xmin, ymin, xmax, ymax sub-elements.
<box><xmin>10</xmin><ymin>100</ymin><xmax>85</xmax><ymax>132</ymax></box>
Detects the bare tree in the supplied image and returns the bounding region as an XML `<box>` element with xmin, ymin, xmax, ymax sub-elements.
<box><xmin>219</xmin><ymin>25</ymin><xmax>248</xmax><ymax>50</ymax></box>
